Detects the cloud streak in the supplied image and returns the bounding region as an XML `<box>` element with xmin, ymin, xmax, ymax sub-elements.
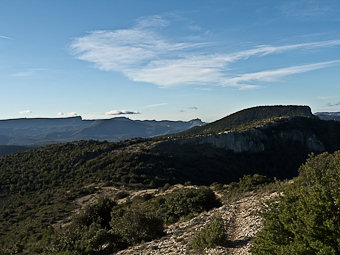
<box><xmin>105</xmin><ymin>110</ymin><xmax>140</xmax><ymax>115</ymax></box>
<box><xmin>11</xmin><ymin>68</ymin><xmax>46</xmax><ymax>77</ymax></box>
<box><xmin>143</xmin><ymin>103</ymin><xmax>168</xmax><ymax>109</ymax></box>
<box><xmin>0</xmin><ymin>35</ymin><xmax>12</xmax><ymax>40</ymax></box>
<box><xmin>70</xmin><ymin>15</ymin><xmax>340</xmax><ymax>88</ymax></box>
<box><xmin>222</xmin><ymin>60</ymin><xmax>340</xmax><ymax>88</ymax></box>
<box><xmin>280</xmin><ymin>0</ymin><xmax>337</xmax><ymax>18</ymax></box>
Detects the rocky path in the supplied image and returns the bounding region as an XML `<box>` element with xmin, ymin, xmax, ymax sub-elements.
<box><xmin>114</xmin><ymin>192</ymin><xmax>277</xmax><ymax>255</ymax></box>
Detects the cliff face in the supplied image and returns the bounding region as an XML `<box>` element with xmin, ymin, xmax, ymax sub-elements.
<box><xmin>161</xmin><ymin>118</ymin><xmax>328</xmax><ymax>153</ymax></box>
<box><xmin>172</xmin><ymin>128</ymin><xmax>325</xmax><ymax>153</ymax></box>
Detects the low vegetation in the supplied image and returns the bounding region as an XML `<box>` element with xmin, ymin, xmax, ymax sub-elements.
<box><xmin>251</xmin><ymin>151</ymin><xmax>340</xmax><ymax>255</ymax></box>
<box><xmin>192</xmin><ymin>216</ymin><xmax>227</xmax><ymax>250</ymax></box>
<box><xmin>1</xmin><ymin>187</ymin><xmax>220</xmax><ymax>254</ymax></box>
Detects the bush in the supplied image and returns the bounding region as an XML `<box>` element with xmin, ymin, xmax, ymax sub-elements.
<box><xmin>47</xmin><ymin>223</ymin><xmax>121</xmax><ymax>254</ymax></box>
<box><xmin>251</xmin><ymin>152</ymin><xmax>340</xmax><ymax>255</ymax></box>
<box><xmin>192</xmin><ymin>217</ymin><xmax>226</xmax><ymax>249</ymax></box>
<box><xmin>30</xmin><ymin>187</ymin><xmax>219</xmax><ymax>254</ymax></box>
<box><xmin>73</xmin><ymin>197</ymin><xmax>116</xmax><ymax>229</ymax></box>
<box><xmin>157</xmin><ymin>187</ymin><xmax>221</xmax><ymax>224</ymax></box>
<box><xmin>230</xmin><ymin>174</ymin><xmax>272</xmax><ymax>193</ymax></box>
<box><xmin>110</xmin><ymin>208</ymin><xmax>164</xmax><ymax>246</ymax></box>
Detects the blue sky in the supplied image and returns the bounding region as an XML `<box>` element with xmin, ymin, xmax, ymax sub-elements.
<box><xmin>1</xmin><ymin>0</ymin><xmax>340</xmax><ymax>121</ymax></box>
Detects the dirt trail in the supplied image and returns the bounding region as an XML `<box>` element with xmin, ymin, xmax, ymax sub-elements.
<box><xmin>115</xmin><ymin>192</ymin><xmax>277</xmax><ymax>255</ymax></box>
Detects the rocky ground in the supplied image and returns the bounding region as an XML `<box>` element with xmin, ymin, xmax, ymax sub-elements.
<box><xmin>114</xmin><ymin>191</ymin><xmax>278</xmax><ymax>255</ymax></box>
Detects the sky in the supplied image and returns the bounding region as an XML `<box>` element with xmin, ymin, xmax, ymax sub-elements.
<box><xmin>1</xmin><ymin>0</ymin><xmax>340</xmax><ymax>122</ymax></box>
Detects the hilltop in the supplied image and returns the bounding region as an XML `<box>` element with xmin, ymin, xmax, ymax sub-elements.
<box><xmin>175</xmin><ymin>105</ymin><xmax>313</xmax><ymax>137</ymax></box>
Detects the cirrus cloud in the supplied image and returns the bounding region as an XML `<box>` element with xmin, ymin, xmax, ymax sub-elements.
<box><xmin>0</xmin><ymin>35</ymin><xmax>13</xmax><ymax>40</ymax></box>
<box><xmin>70</xmin><ymin>15</ymin><xmax>340</xmax><ymax>89</ymax></box>
<box><xmin>222</xmin><ymin>60</ymin><xmax>340</xmax><ymax>88</ymax></box>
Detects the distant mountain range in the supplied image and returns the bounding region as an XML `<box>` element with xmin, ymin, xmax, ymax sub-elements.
<box><xmin>1</xmin><ymin>107</ymin><xmax>339</xmax><ymax>150</ymax></box>
<box><xmin>0</xmin><ymin>116</ymin><xmax>204</xmax><ymax>146</ymax></box>
<box><xmin>314</xmin><ymin>112</ymin><xmax>340</xmax><ymax>121</ymax></box>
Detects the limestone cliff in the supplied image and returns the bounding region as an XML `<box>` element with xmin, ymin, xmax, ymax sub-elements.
<box><xmin>173</xmin><ymin>128</ymin><xmax>325</xmax><ymax>153</ymax></box>
<box><xmin>159</xmin><ymin>117</ymin><xmax>328</xmax><ymax>153</ymax></box>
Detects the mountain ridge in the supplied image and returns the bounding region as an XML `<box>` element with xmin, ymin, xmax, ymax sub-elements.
<box><xmin>174</xmin><ymin>105</ymin><xmax>313</xmax><ymax>137</ymax></box>
<box><xmin>0</xmin><ymin>116</ymin><xmax>204</xmax><ymax>146</ymax></box>
<box><xmin>314</xmin><ymin>111</ymin><xmax>340</xmax><ymax>120</ymax></box>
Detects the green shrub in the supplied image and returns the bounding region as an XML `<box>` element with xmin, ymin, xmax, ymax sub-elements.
<box><xmin>46</xmin><ymin>223</ymin><xmax>121</xmax><ymax>255</ymax></box>
<box><xmin>73</xmin><ymin>197</ymin><xmax>116</xmax><ymax>229</ymax></box>
<box><xmin>110</xmin><ymin>208</ymin><xmax>164</xmax><ymax>246</ymax></box>
<box><xmin>251</xmin><ymin>152</ymin><xmax>340</xmax><ymax>255</ymax></box>
<box><xmin>47</xmin><ymin>224</ymin><xmax>89</xmax><ymax>254</ymax></box>
<box><xmin>222</xmin><ymin>174</ymin><xmax>273</xmax><ymax>202</ymax></box>
<box><xmin>230</xmin><ymin>174</ymin><xmax>272</xmax><ymax>192</ymax></box>
<box><xmin>157</xmin><ymin>187</ymin><xmax>221</xmax><ymax>224</ymax></box>
<box><xmin>41</xmin><ymin>187</ymin><xmax>219</xmax><ymax>254</ymax></box>
<box><xmin>192</xmin><ymin>217</ymin><xmax>227</xmax><ymax>249</ymax></box>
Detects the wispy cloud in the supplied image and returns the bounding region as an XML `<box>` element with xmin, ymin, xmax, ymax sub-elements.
<box><xmin>318</xmin><ymin>96</ymin><xmax>339</xmax><ymax>100</ymax></box>
<box><xmin>19</xmin><ymin>110</ymin><xmax>32</xmax><ymax>114</ymax></box>
<box><xmin>71</xmin><ymin>15</ymin><xmax>207</xmax><ymax>73</ymax></box>
<box><xmin>70</xmin><ymin>15</ymin><xmax>340</xmax><ymax>88</ymax></box>
<box><xmin>105</xmin><ymin>110</ymin><xmax>140</xmax><ymax>115</ymax></box>
<box><xmin>280</xmin><ymin>0</ymin><xmax>338</xmax><ymax>18</ymax></box>
<box><xmin>143</xmin><ymin>103</ymin><xmax>168</xmax><ymax>109</ymax></box>
<box><xmin>222</xmin><ymin>60</ymin><xmax>340</xmax><ymax>88</ymax></box>
<box><xmin>0</xmin><ymin>35</ymin><xmax>13</xmax><ymax>40</ymax></box>
<box><xmin>196</xmin><ymin>87</ymin><xmax>212</xmax><ymax>91</ymax></box>
<box><xmin>11</xmin><ymin>68</ymin><xmax>46</xmax><ymax>77</ymax></box>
